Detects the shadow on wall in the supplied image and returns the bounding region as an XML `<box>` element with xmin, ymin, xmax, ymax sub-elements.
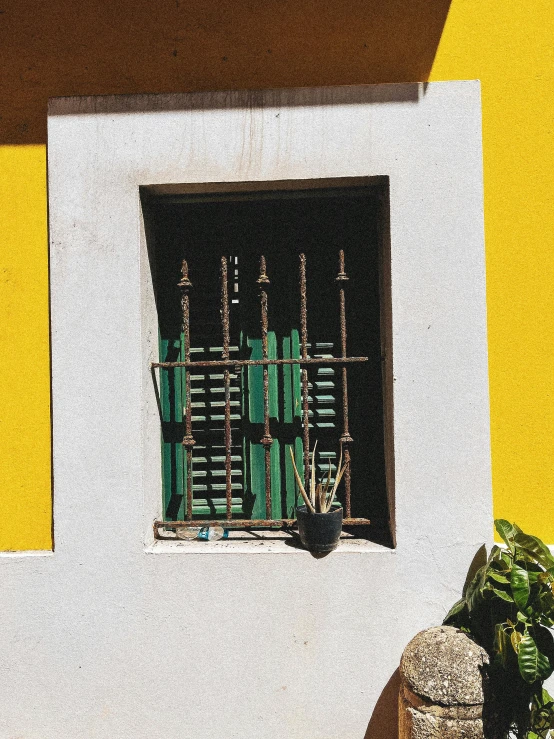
<box><xmin>364</xmin><ymin>669</ymin><xmax>400</xmax><ymax>739</ymax></box>
<box><xmin>362</xmin><ymin>546</ymin><xmax>489</xmax><ymax>738</ymax></box>
<box><xmin>1</xmin><ymin>0</ymin><xmax>451</xmax><ymax>144</ymax></box>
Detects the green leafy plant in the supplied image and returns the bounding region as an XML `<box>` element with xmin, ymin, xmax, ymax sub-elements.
<box><xmin>289</xmin><ymin>441</ymin><xmax>349</xmax><ymax>513</ymax></box>
<box><xmin>445</xmin><ymin>520</ymin><xmax>554</xmax><ymax>738</ymax></box>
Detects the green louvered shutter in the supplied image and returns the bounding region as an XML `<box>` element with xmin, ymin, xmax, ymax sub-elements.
<box><xmin>242</xmin><ymin>330</ymin><xmax>305</xmax><ymax>520</ymax></box>
<box><xmin>160</xmin><ymin>338</ymin><xmax>341</xmax><ymax>522</ymax></box>
<box><xmin>160</xmin><ymin>258</ymin><xmax>329</xmax><ymax>523</ymax></box>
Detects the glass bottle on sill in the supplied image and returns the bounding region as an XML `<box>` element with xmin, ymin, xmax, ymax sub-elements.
<box><xmin>197</xmin><ymin>526</ymin><xmax>227</xmax><ymax>541</ymax></box>
<box><xmin>175</xmin><ymin>526</ymin><xmax>201</xmax><ymax>540</ymax></box>
<box><xmin>175</xmin><ymin>525</ymin><xmax>228</xmax><ymax>541</ymax></box>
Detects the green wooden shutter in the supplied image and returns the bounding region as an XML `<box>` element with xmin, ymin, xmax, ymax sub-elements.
<box><xmin>185</xmin><ymin>344</ymin><xmax>244</xmax><ymax>518</ymax></box>
<box><xmin>160</xmin><ymin>331</ymin><xmax>309</xmax><ymax>522</ymax></box>
<box><xmin>283</xmin><ymin>331</ymin><xmax>305</xmax><ymax>518</ymax></box>
<box><xmin>242</xmin><ymin>330</ymin><xmax>304</xmax><ymax>520</ymax></box>
<box><xmin>160</xmin><ymin>263</ymin><xmax>341</xmax><ymax>523</ymax></box>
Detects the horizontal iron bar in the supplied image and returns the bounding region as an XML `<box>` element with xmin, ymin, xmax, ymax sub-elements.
<box><xmin>152</xmin><ymin>357</ymin><xmax>368</xmax><ymax>368</ymax></box>
<box><xmin>155</xmin><ymin>517</ymin><xmax>371</xmax><ymax>531</ymax></box>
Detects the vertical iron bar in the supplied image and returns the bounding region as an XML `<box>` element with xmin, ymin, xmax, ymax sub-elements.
<box><xmin>221</xmin><ymin>256</ymin><xmax>233</xmax><ymax>521</ymax></box>
<box><xmin>257</xmin><ymin>256</ymin><xmax>273</xmax><ymax>520</ymax></box>
<box><xmin>178</xmin><ymin>259</ymin><xmax>195</xmax><ymax>521</ymax></box>
<box><xmin>299</xmin><ymin>253</ymin><xmax>311</xmax><ymax>491</ymax></box>
<box><xmin>337</xmin><ymin>249</ymin><xmax>353</xmax><ymax>518</ymax></box>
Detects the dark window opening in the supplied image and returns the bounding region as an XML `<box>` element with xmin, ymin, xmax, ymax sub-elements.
<box><xmin>142</xmin><ymin>181</ymin><xmax>392</xmax><ymax>546</ymax></box>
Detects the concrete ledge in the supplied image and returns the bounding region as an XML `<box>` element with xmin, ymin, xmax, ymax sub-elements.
<box><xmin>147</xmin><ymin>536</ymin><xmax>394</xmax><ymax>554</ymax></box>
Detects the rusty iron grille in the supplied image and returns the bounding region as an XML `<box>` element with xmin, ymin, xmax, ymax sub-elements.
<box><xmin>152</xmin><ymin>250</ymin><xmax>370</xmax><ymax>535</ymax></box>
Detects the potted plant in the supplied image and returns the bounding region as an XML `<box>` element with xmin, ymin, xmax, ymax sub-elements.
<box><xmin>289</xmin><ymin>442</ymin><xmax>349</xmax><ymax>553</ymax></box>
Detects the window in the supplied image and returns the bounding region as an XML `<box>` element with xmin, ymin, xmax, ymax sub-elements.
<box><xmin>143</xmin><ymin>180</ymin><xmax>391</xmax><ymax>543</ymax></box>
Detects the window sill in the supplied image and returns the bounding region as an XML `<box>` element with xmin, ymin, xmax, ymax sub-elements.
<box><xmin>146</xmin><ymin>530</ymin><xmax>394</xmax><ymax>554</ymax></box>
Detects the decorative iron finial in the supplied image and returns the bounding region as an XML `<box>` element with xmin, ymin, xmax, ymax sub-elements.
<box><xmin>182</xmin><ymin>434</ymin><xmax>196</xmax><ymax>449</ymax></box>
<box><xmin>260</xmin><ymin>433</ymin><xmax>273</xmax><ymax>447</ymax></box>
<box><xmin>257</xmin><ymin>255</ymin><xmax>270</xmax><ymax>285</ymax></box>
<box><xmin>178</xmin><ymin>259</ymin><xmax>193</xmax><ymax>289</ymax></box>
<box><xmin>336</xmin><ymin>249</ymin><xmax>349</xmax><ymax>282</ymax></box>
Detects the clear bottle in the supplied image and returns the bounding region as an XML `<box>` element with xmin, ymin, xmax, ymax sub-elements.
<box><xmin>197</xmin><ymin>526</ymin><xmax>227</xmax><ymax>541</ymax></box>
<box><xmin>175</xmin><ymin>526</ymin><xmax>200</xmax><ymax>540</ymax></box>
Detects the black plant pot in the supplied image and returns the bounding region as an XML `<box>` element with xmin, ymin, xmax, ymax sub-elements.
<box><xmin>296</xmin><ymin>505</ymin><xmax>343</xmax><ymax>553</ymax></box>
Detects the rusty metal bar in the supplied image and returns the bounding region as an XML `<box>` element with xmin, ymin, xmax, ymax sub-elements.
<box><xmin>221</xmin><ymin>256</ymin><xmax>233</xmax><ymax>521</ymax></box>
<box><xmin>299</xmin><ymin>253</ymin><xmax>311</xmax><ymax>491</ymax></box>
<box><xmin>154</xmin><ymin>517</ymin><xmax>371</xmax><ymax>534</ymax></box>
<box><xmin>178</xmin><ymin>259</ymin><xmax>195</xmax><ymax>521</ymax></box>
<box><xmin>158</xmin><ymin>250</ymin><xmax>370</xmax><ymax>533</ymax></box>
<box><xmin>257</xmin><ymin>256</ymin><xmax>273</xmax><ymax>520</ymax></box>
<box><xmin>337</xmin><ymin>249</ymin><xmax>353</xmax><ymax>518</ymax></box>
<box><xmin>153</xmin><ymin>357</ymin><xmax>368</xmax><ymax>368</ymax></box>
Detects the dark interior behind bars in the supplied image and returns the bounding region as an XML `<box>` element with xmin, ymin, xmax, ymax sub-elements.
<box><xmin>143</xmin><ymin>184</ymin><xmax>391</xmax><ymax>545</ymax></box>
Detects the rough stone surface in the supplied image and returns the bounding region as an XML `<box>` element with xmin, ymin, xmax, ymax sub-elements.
<box><xmin>400</xmin><ymin>700</ymin><xmax>486</xmax><ymax>739</ymax></box>
<box><xmin>400</xmin><ymin>625</ymin><xmax>489</xmax><ymax>706</ymax></box>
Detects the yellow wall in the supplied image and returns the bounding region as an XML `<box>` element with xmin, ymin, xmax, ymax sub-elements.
<box><xmin>0</xmin><ymin>146</ymin><xmax>51</xmax><ymax>549</ymax></box>
<box><xmin>1</xmin><ymin>0</ymin><xmax>553</xmax><ymax>549</ymax></box>
<box><xmin>430</xmin><ymin>1</ymin><xmax>554</xmax><ymax>541</ymax></box>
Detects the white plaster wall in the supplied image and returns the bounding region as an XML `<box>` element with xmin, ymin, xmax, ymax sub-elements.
<box><xmin>0</xmin><ymin>83</ymin><xmax>491</xmax><ymax>739</ymax></box>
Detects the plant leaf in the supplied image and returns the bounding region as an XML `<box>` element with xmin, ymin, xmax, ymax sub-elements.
<box><xmin>325</xmin><ymin>464</ymin><xmax>345</xmax><ymax>512</ymax></box>
<box><xmin>443</xmin><ymin>598</ymin><xmax>467</xmax><ymax>625</ymax></box>
<box><xmin>488</xmin><ymin>570</ymin><xmax>510</xmax><ymax>584</ymax></box>
<box><xmin>332</xmin><ymin>459</ymin><xmax>348</xmax><ymax>496</ymax></box>
<box><xmin>466</xmin><ymin>565</ymin><xmax>487</xmax><ymax>613</ymax></box>
<box><xmin>537</xmin><ymin>649</ymin><xmax>552</xmax><ymax>681</ymax></box>
<box><xmin>495</xmin><ymin>623</ymin><xmax>509</xmax><ymax>666</ymax></box>
<box><xmin>518</xmin><ymin>631</ymin><xmax>540</xmax><ymax>683</ymax></box>
<box><xmin>511</xmin><ymin>564</ymin><xmax>531</xmax><ymax>609</ymax></box>
<box><xmin>465</xmin><ymin>565</ymin><xmax>487</xmax><ymax>613</ymax></box>
<box><xmin>289</xmin><ymin>447</ymin><xmax>314</xmax><ymax>513</ymax></box>
<box><xmin>322</xmin><ymin>458</ymin><xmax>332</xmax><ymax>501</ymax></box>
<box><xmin>542</xmin><ymin>688</ymin><xmax>554</xmax><ymax>712</ymax></box>
<box><xmin>326</xmin><ymin>444</ymin><xmax>348</xmax><ymax>513</ymax></box>
<box><xmin>330</xmin><ymin>442</ymin><xmax>343</xmax><ymax>497</ymax></box>
<box><xmin>492</xmin><ymin>587</ymin><xmax>514</xmax><ymax>603</ymax></box>
<box><xmin>540</xmin><ymin>589</ymin><xmax>554</xmax><ymax>620</ymax></box>
<box><xmin>511</xmin><ymin>629</ymin><xmax>523</xmax><ymax>653</ymax></box>
<box><xmin>534</xmin><ymin>626</ymin><xmax>554</xmax><ymax>680</ymax></box>
<box><xmin>527</xmin><ymin>569</ymin><xmax>542</xmax><ymax>585</ymax></box>
<box><xmin>518</xmin><ymin>631</ymin><xmax>551</xmax><ymax>683</ymax></box>
<box><xmin>487</xmin><ymin>544</ymin><xmax>503</xmax><ymax>563</ymax></box>
<box><xmin>495</xmin><ymin>519</ymin><xmax>521</xmax><ymax>552</ymax></box>
<box><xmin>514</xmin><ymin>533</ymin><xmax>554</xmax><ymax>570</ymax></box>
<box><xmin>310</xmin><ymin>441</ymin><xmax>318</xmax><ymax>508</ymax></box>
